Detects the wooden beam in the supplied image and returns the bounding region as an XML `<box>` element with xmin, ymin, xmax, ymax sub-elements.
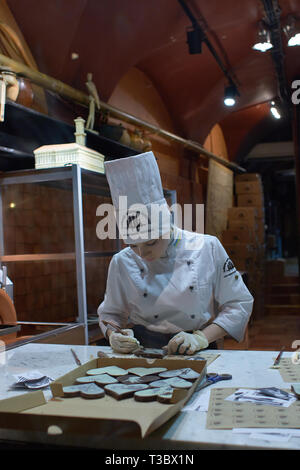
<box><xmin>0</xmin><ymin>53</ymin><xmax>246</xmax><ymax>173</ymax></box>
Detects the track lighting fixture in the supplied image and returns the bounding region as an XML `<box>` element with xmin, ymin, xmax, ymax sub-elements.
<box><xmin>270</xmin><ymin>100</ymin><xmax>281</xmax><ymax>119</ymax></box>
<box><xmin>252</xmin><ymin>21</ymin><xmax>273</xmax><ymax>52</ymax></box>
<box><xmin>178</xmin><ymin>0</ymin><xmax>240</xmax><ymax>103</ymax></box>
<box><xmin>283</xmin><ymin>15</ymin><xmax>300</xmax><ymax>46</ymax></box>
<box><xmin>186</xmin><ymin>26</ymin><xmax>203</xmax><ymax>54</ymax></box>
<box><xmin>224</xmin><ymin>84</ymin><xmax>238</xmax><ymax>107</ymax></box>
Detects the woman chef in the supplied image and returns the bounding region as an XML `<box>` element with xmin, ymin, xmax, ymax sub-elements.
<box><xmin>98</xmin><ymin>151</ymin><xmax>253</xmax><ymax>355</ymax></box>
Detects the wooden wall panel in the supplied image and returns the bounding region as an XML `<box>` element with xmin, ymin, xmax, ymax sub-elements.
<box><xmin>205</xmin><ymin>160</ymin><xmax>233</xmax><ymax>238</ymax></box>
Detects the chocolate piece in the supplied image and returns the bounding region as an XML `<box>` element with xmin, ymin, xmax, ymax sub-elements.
<box><xmin>134</xmin><ymin>386</ymin><xmax>174</xmax><ymax>403</ymax></box>
<box><xmin>127</xmin><ymin>367</ymin><xmax>167</xmax><ymax>377</ymax></box>
<box><xmin>178</xmin><ymin>368</ymin><xmax>200</xmax><ymax>381</ymax></box>
<box><xmin>117</xmin><ymin>374</ymin><xmax>161</xmax><ymax>385</ymax></box>
<box><xmin>79</xmin><ymin>383</ymin><xmax>105</xmax><ymax>399</ymax></box>
<box><xmin>104</xmin><ymin>383</ymin><xmax>148</xmax><ymax>400</ymax></box>
<box><xmin>75</xmin><ymin>375</ymin><xmax>101</xmax><ymax>384</ymax></box>
<box><xmin>86</xmin><ymin>366</ymin><xmax>127</xmax><ymax>377</ymax></box>
<box><xmin>97</xmin><ymin>351</ymin><xmax>109</xmax><ymax>358</ymax></box>
<box><xmin>133</xmin><ymin>348</ymin><xmax>167</xmax><ymax>359</ymax></box>
<box><xmin>134</xmin><ymin>388</ymin><xmax>160</xmax><ymax>401</ymax></box>
<box><xmin>134</xmin><ymin>388</ymin><xmax>162</xmax><ymax>402</ymax></box>
<box><xmin>63</xmin><ymin>383</ymin><xmax>105</xmax><ymax>399</ymax></box>
<box><xmin>63</xmin><ymin>385</ymin><xmax>81</xmax><ymax>397</ymax></box>
<box><xmin>158</xmin><ymin>369</ymin><xmax>185</xmax><ymax>378</ymax></box>
<box><xmin>157</xmin><ymin>387</ymin><xmax>174</xmax><ymax>404</ymax></box>
<box><xmin>75</xmin><ymin>374</ymin><xmax>118</xmax><ymax>384</ymax></box>
<box><xmin>149</xmin><ymin>377</ymin><xmax>193</xmax><ymax>389</ymax></box>
<box><xmin>93</xmin><ymin>374</ymin><xmax>119</xmax><ymax>385</ymax></box>
<box><xmin>159</xmin><ymin>368</ymin><xmax>200</xmax><ymax>381</ymax></box>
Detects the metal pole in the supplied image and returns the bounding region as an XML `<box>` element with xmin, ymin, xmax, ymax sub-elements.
<box><xmin>72</xmin><ymin>164</ymin><xmax>88</xmax><ymax>344</ymax></box>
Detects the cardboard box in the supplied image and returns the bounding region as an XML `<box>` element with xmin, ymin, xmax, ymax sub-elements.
<box><xmin>237</xmin><ymin>194</ymin><xmax>264</xmax><ymax>207</ymax></box>
<box><xmin>256</xmin><ymin>223</ymin><xmax>265</xmax><ymax>243</ymax></box>
<box><xmin>227</xmin><ymin>219</ymin><xmax>264</xmax><ymax>243</ymax></box>
<box><xmin>228</xmin><ymin>207</ymin><xmax>258</xmax><ymax>226</ymax></box>
<box><xmin>235</xmin><ymin>173</ymin><xmax>261</xmax><ymax>183</ymax></box>
<box><xmin>222</xmin><ymin>229</ymin><xmax>255</xmax><ymax>244</ymax></box>
<box><xmin>0</xmin><ymin>356</ymin><xmax>206</xmax><ymax>439</ymax></box>
<box><xmin>256</xmin><ymin>217</ymin><xmax>265</xmax><ymax>227</ymax></box>
<box><xmin>235</xmin><ymin>181</ymin><xmax>263</xmax><ymax>196</ymax></box>
<box><xmin>228</xmin><ymin>219</ymin><xmax>258</xmax><ymax>232</ymax></box>
<box><xmin>255</xmin><ymin>207</ymin><xmax>265</xmax><ymax>218</ymax></box>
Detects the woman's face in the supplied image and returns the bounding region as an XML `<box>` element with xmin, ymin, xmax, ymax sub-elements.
<box><xmin>130</xmin><ymin>237</ymin><xmax>170</xmax><ymax>262</ymax></box>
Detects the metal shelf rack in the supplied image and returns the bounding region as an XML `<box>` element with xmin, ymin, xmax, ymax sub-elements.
<box><xmin>0</xmin><ymin>164</ymin><xmax>176</xmax><ymax>345</ymax></box>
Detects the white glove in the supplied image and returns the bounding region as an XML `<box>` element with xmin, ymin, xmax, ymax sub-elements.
<box><xmin>167</xmin><ymin>330</ymin><xmax>209</xmax><ymax>355</ymax></box>
<box><xmin>109</xmin><ymin>329</ymin><xmax>140</xmax><ymax>353</ymax></box>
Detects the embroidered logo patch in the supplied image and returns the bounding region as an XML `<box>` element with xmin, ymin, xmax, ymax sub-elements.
<box><xmin>223</xmin><ymin>258</ymin><xmax>236</xmax><ymax>277</ymax></box>
<box><xmin>127</xmin><ymin>211</ymin><xmax>142</xmax><ymax>232</ymax></box>
<box><xmin>121</xmin><ymin>210</ymin><xmax>150</xmax><ymax>237</ymax></box>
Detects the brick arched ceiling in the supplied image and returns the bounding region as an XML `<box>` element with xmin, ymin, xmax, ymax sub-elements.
<box><xmin>6</xmin><ymin>0</ymin><xmax>300</xmax><ymax>162</ymax></box>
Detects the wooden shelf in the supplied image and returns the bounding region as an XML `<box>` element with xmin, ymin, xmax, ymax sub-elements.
<box><xmin>0</xmin><ymin>101</ymin><xmax>139</xmax><ymax>172</ymax></box>
<box><xmin>0</xmin><ymin>251</ymin><xmax>118</xmax><ymax>262</ymax></box>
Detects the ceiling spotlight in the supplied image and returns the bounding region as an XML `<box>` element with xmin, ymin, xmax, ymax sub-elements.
<box><xmin>224</xmin><ymin>84</ymin><xmax>238</xmax><ymax>107</ymax></box>
<box><xmin>270</xmin><ymin>101</ymin><xmax>281</xmax><ymax>119</ymax></box>
<box><xmin>186</xmin><ymin>26</ymin><xmax>203</xmax><ymax>54</ymax></box>
<box><xmin>252</xmin><ymin>21</ymin><xmax>273</xmax><ymax>52</ymax></box>
<box><xmin>283</xmin><ymin>15</ymin><xmax>300</xmax><ymax>46</ymax></box>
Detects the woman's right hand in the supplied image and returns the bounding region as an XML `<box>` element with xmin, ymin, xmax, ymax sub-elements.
<box><xmin>109</xmin><ymin>329</ymin><xmax>140</xmax><ymax>353</ymax></box>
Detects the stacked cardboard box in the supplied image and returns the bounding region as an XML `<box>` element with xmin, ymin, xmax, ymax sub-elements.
<box><xmin>221</xmin><ymin>173</ymin><xmax>266</xmax><ymax>319</ymax></box>
<box><xmin>235</xmin><ymin>173</ymin><xmax>265</xmax><ymax>247</ymax></box>
<box><xmin>223</xmin><ymin>207</ymin><xmax>258</xmax><ymax>271</ymax></box>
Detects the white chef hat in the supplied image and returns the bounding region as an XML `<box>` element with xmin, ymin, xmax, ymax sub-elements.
<box><xmin>104</xmin><ymin>151</ymin><xmax>171</xmax><ymax>244</ymax></box>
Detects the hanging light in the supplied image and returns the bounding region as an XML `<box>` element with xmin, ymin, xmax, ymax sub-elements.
<box><xmin>270</xmin><ymin>101</ymin><xmax>281</xmax><ymax>119</ymax></box>
<box><xmin>186</xmin><ymin>26</ymin><xmax>203</xmax><ymax>54</ymax></box>
<box><xmin>224</xmin><ymin>84</ymin><xmax>238</xmax><ymax>107</ymax></box>
<box><xmin>283</xmin><ymin>15</ymin><xmax>300</xmax><ymax>46</ymax></box>
<box><xmin>252</xmin><ymin>21</ymin><xmax>273</xmax><ymax>52</ymax></box>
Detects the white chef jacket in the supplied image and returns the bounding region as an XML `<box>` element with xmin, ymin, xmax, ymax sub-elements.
<box><xmin>98</xmin><ymin>227</ymin><xmax>253</xmax><ymax>342</ymax></box>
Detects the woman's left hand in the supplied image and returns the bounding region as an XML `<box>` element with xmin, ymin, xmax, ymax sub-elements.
<box><xmin>167</xmin><ymin>330</ymin><xmax>208</xmax><ymax>355</ymax></box>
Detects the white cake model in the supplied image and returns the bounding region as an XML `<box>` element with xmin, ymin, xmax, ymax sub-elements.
<box><xmin>34</xmin><ymin>117</ymin><xmax>105</xmax><ymax>173</ymax></box>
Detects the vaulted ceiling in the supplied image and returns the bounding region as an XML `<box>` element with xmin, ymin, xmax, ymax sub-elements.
<box><xmin>6</xmin><ymin>0</ymin><xmax>300</xmax><ymax>163</ymax></box>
